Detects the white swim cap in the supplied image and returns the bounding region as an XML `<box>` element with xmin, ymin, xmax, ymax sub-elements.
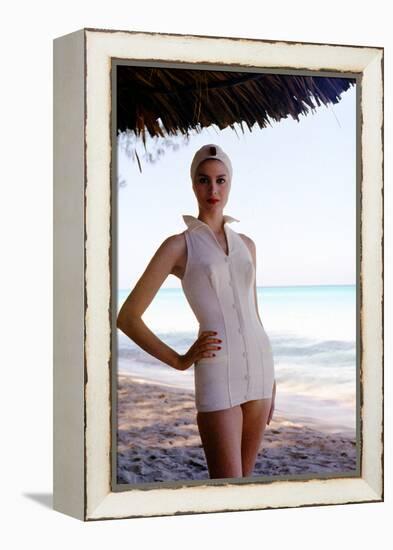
<box><xmin>190</xmin><ymin>144</ymin><xmax>233</xmax><ymax>183</ymax></box>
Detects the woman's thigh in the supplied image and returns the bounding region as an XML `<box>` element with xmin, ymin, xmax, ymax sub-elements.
<box><xmin>196</xmin><ymin>405</ymin><xmax>243</xmax><ymax>479</ymax></box>
<box><xmin>240</xmin><ymin>398</ymin><xmax>272</xmax><ymax>475</ymax></box>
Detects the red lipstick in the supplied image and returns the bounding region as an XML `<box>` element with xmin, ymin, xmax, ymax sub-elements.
<box><xmin>207</xmin><ymin>198</ymin><xmax>220</xmax><ymax>204</ymax></box>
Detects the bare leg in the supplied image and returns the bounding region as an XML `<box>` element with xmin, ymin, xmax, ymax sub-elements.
<box><xmin>196</xmin><ymin>405</ymin><xmax>243</xmax><ymax>479</ymax></box>
<box><xmin>240</xmin><ymin>398</ymin><xmax>272</xmax><ymax>477</ymax></box>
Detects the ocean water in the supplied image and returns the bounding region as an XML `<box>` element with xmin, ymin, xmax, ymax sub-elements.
<box><xmin>116</xmin><ymin>285</ymin><xmax>357</xmax><ymax>433</ymax></box>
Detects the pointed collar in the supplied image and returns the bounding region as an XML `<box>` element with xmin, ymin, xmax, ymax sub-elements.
<box><xmin>182</xmin><ymin>214</ymin><xmax>240</xmax><ymax>229</ymax></box>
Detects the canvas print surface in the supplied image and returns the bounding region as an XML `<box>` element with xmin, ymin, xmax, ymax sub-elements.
<box><xmin>114</xmin><ymin>65</ymin><xmax>358</xmax><ymax>485</ymax></box>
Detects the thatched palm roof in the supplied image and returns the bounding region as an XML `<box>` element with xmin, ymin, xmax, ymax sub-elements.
<box><xmin>117</xmin><ymin>66</ymin><xmax>355</xmax><ymax>141</ymax></box>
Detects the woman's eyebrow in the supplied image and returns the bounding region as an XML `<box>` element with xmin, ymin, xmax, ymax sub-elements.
<box><xmin>197</xmin><ymin>173</ymin><xmax>227</xmax><ymax>177</ymax></box>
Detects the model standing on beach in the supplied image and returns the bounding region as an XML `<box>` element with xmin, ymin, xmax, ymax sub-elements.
<box><xmin>117</xmin><ymin>143</ymin><xmax>276</xmax><ymax>479</ymax></box>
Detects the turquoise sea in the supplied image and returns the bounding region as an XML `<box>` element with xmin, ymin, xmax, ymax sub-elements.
<box><xmin>117</xmin><ymin>284</ymin><xmax>357</xmax><ymax>433</ymax></box>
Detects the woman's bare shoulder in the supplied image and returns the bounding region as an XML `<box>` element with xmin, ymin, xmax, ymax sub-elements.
<box><xmin>154</xmin><ymin>232</ymin><xmax>187</xmax><ymax>264</ymax></box>
<box><xmin>159</xmin><ymin>231</ymin><xmax>187</xmax><ymax>251</ymax></box>
<box><xmin>238</xmin><ymin>233</ymin><xmax>256</xmax><ymax>253</ymax></box>
<box><xmin>156</xmin><ymin>233</ymin><xmax>187</xmax><ymax>278</ymax></box>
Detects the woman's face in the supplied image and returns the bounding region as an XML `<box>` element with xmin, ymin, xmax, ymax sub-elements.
<box><xmin>192</xmin><ymin>159</ymin><xmax>231</xmax><ymax>213</ymax></box>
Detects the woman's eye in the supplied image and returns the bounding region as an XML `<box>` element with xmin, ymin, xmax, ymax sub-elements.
<box><xmin>198</xmin><ymin>177</ymin><xmax>225</xmax><ymax>184</ymax></box>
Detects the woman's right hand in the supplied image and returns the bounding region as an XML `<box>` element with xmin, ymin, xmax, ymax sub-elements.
<box><xmin>173</xmin><ymin>331</ymin><xmax>222</xmax><ymax>371</ymax></box>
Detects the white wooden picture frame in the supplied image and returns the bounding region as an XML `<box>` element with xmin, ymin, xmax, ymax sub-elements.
<box><xmin>53</xmin><ymin>28</ymin><xmax>384</xmax><ymax>521</ymax></box>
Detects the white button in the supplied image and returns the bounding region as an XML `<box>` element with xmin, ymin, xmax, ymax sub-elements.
<box><xmin>224</xmin><ymin>257</ymin><xmax>228</xmax><ymax>262</ymax></box>
<box><xmin>238</xmin><ymin>328</ymin><xmax>242</xmax><ymax>333</ymax></box>
<box><xmin>242</xmin><ymin>351</ymin><xmax>247</xmax><ymax>357</ymax></box>
<box><xmin>244</xmin><ymin>395</ymin><xmax>247</xmax><ymax>400</ymax></box>
<box><xmin>229</xmin><ymin>281</ymin><xmax>232</xmax><ymax>286</ymax></box>
<box><xmin>232</xmin><ymin>304</ymin><xmax>236</xmax><ymax>308</ymax></box>
<box><xmin>244</xmin><ymin>374</ymin><xmax>248</xmax><ymax>380</ymax></box>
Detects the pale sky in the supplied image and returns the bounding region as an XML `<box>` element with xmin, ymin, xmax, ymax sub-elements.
<box><xmin>117</xmin><ymin>83</ymin><xmax>356</xmax><ymax>289</ymax></box>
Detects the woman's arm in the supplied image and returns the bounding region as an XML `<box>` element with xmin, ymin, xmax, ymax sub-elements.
<box><xmin>117</xmin><ymin>234</ymin><xmax>184</xmax><ymax>369</ymax></box>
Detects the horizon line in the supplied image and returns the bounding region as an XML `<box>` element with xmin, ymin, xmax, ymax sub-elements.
<box><xmin>118</xmin><ymin>282</ymin><xmax>356</xmax><ymax>291</ymax></box>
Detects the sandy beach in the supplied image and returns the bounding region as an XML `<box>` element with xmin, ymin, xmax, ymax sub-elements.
<box><xmin>117</xmin><ymin>373</ymin><xmax>357</xmax><ymax>484</ymax></box>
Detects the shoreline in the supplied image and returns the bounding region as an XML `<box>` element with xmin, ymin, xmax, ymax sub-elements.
<box><xmin>116</xmin><ymin>373</ymin><xmax>358</xmax><ymax>484</ymax></box>
<box><xmin>118</xmin><ymin>369</ymin><xmax>355</xmax><ymax>436</ymax></box>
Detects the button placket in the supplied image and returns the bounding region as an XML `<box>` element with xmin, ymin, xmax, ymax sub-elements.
<box><xmin>227</xmin><ymin>257</ymin><xmax>250</xmax><ymax>400</ymax></box>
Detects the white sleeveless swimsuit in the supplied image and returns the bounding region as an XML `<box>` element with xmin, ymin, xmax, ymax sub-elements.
<box><xmin>181</xmin><ymin>214</ymin><xmax>275</xmax><ymax>412</ymax></box>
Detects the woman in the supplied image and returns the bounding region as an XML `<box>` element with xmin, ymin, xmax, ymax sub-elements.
<box><xmin>117</xmin><ymin>143</ymin><xmax>276</xmax><ymax>480</ymax></box>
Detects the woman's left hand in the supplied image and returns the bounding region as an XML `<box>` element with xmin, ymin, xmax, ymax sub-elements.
<box><xmin>267</xmin><ymin>380</ymin><xmax>276</xmax><ymax>425</ymax></box>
